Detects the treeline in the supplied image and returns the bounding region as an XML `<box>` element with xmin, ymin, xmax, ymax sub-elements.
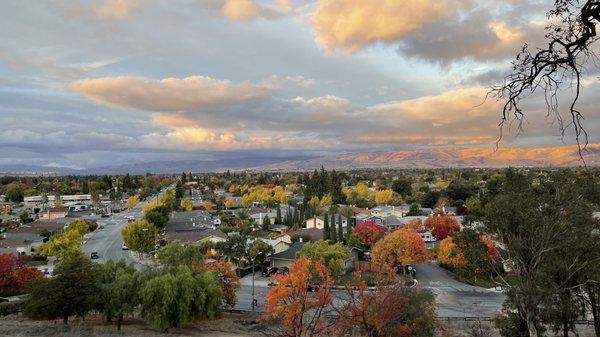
<box><xmin>23</xmin><ymin>241</ymin><xmax>238</xmax><ymax>332</ymax></box>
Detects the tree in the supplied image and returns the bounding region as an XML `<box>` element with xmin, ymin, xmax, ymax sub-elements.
<box><xmin>203</xmin><ymin>200</ymin><xmax>214</xmax><ymax>211</ymax></box>
<box><xmin>490</xmin><ymin>0</ymin><xmax>600</xmax><ymax>154</ymax></box>
<box><xmin>406</xmin><ymin>203</ymin><xmax>422</xmax><ymax>216</ymax></box>
<box><xmin>247</xmin><ymin>239</ymin><xmax>274</xmax><ymax>266</ymax></box>
<box><xmin>374</xmin><ymin>189</ymin><xmax>393</xmax><ymax>205</ymax></box>
<box><xmin>121</xmin><ymin>220</ymin><xmax>158</xmax><ymax>255</ymax></box>
<box><xmin>264</xmin><ymin>258</ymin><xmax>334</xmax><ymax>337</ymax></box>
<box><xmin>205</xmin><ymin>260</ymin><xmax>240</xmax><ymax>309</ymax></box>
<box><xmin>335</xmin><ymin>273</ymin><xmax>437</xmax><ymax>337</ymax></box>
<box><xmin>96</xmin><ymin>260</ymin><xmax>138</xmax><ymax>330</ymax></box>
<box><xmin>392</xmin><ymin>178</ymin><xmax>412</xmax><ymax>197</ymax></box>
<box><xmin>354</xmin><ymin>220</ymin><xmax>386</xmax><ymax>249</ymax></box>
<box><xmin>38</xmin><ymin>225</ymin><xmax>86</xmax><ymax>260</ymax></box>
<box><xmin>337</xmin><ymin>214</ymin><xmax>344</xmax><ymax>242</ymax></box>
<box><xmin>156</xmin><ymin>240</ymin><xmax>204</xmax><ymax>268</ymax></box>
<box><xmin>330</xmin><ymin>214</ymin><xmax>338</xmax><ymax>243</ymax></box>
<box><xmin>19</xmin><ymin>211</ymin><xmax>33</xmax><ymax>224</ymax></box>
<box><xmin>139</xmin><ymin>266</ymin><xmax>222</xmax><ymax>332</ymax></box>
<box><xmin>215</xmin><ymin>234</ymin><xmax>248</xmax><ymax>268</ymax></box>
<box><xmin>424</xmin><ymin>215</ymin><xmax>460</xmax><ymax>240</ymax></box>
<box><xmin>438</xmin><ymin>237</ymin><xmax>464</xmax><ymax>267</ymax></box>
<box><xmin>24</xmin><ymin>255</ymin><xmax>99</xmax><ymax>325</ymax></box>
<box><xmin>371</xmin><ymin>228</ymin><xmax>429</xmax><ymax>272</ymax></box>
<box><xmin>144</xmin><ymin>209</ymin><xmax>168</xmax><ymax>230</ymax></box>
<box><xmin>452</xmin><ymin>228</ymin><xmax>497</xmax><ymax>277</ymax></box>
<box><xmin>0</xmin><ymin>253</ymin><xmax>43</xmax><ymax>296</ymax></box>
<box><xmin>275</xmin><ymin>206</ymin><xmax>282</xmax><ymax>224</ymax></box>
<box><xmin>296</xmin><ymin>240</ymin><xmax>350</xmax><ymax>276</ymax></box>
<box><xmin>180</xmin><ymin>198</ymin><xmax>193</xmax><ymax>211</ymax></box>
<box><xmin>323</xmin><ymin>213</ymin><xmax>330</xmax><ymax>241</ymax></box>
<box><xmin>262</xmin><ymin>215</ymin><xmax>271</xmax><ymax>231</ymax></box>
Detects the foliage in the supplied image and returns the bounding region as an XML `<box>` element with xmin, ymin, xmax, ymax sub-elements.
<box><xmin>354</xmin><ymin>220</ymin><xmax>386</xmax><ymax>249</ymax></box>
<box><xmin>144</xmin><ymin>209</ymin><xmax>169</xmax><ymax>230</ymax></box>
<box><xmin>139</xmin><ymin>265</ymin><xmax>222</xmax><ymax>332</ymax></box>
<box><xmin>371</xmin><ymin>228</ymin><xmax>429</xmax><ymax>271</ymax></box>
<box><xmin>297</xmin><ymin>240</ymin><xmax>350</xmax><ymax>277</ymax></box>
<box><xmin>96</xmin><ymin>260</ymin><xmax>139</xmax><ymax>330</ymax></box>
<box><xmin>247</xmin><ymin>239</ymin><xmax>274</xmax><ymax>266</ymax></box>
<box><xmin>264</xmin><ymin>258</ymin><xmax>334</xmax><ymax>337</ymax></box>
<box><xmin>374</xmin><ymin>189</ymin><xmax>394</xmax><ymax>205</ymax></box>
<box><xmin>205</xmin><ymin>260</ymin><xmax>240</xmax><ymax>308</ymax></box>
<box><xmin>126</xmin><ymin>195</ymin><xmax>139</xmax><ymax>208</ymax></box>
<box><xmin>336</xmin><ymin>274</ymin><xmax>437</xmax><ymax>337</ymax></box>
<box><xmin>155</xmin><ymin>240</ymin><xmax>204</xmax><ymax>268</ymax></box>
<box><xmin>0</xmin><ymin>253</ymin><xmax>43</xmax><ymax>296</ymax></box>
<box><xmin>24</xmin><ymin>255</ymin><xmax>99</xmax><ymax>325</ymax></box>
<box><xmin>121</xmin><ymin>220</ymin><xmax>158</xmax><ymax>254</ymax></box>
<box><xmin>37</xmin><ymin>220</ymin><xmax>94</xmax><ymax>260</ymax></box>
<box><xmin>424</xmin><ymin>215</ymin><xmax>460</xmax><ymax>240</ymax></box>
<box><xmin>215</xmin><ymin>234</ymin><xmax>248</xmax><ymax>267</ymax></box>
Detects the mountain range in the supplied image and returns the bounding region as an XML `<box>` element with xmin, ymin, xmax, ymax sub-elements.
<box><xmin>1</xmin><ymin>145</ymin><xmax>598</xmax><ymax>175</ymax></box>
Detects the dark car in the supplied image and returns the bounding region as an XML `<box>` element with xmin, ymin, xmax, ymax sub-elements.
<box><xmin>277</xmin><ymin>267</ymin><xmax>290</xmax><ymax>275</ymax></box>
<box><xmin>90</xmin><ymin>252</ymin><xmax>100</xmax><ymax>259</ymax></box>
<box><xmin>101</xmin><ymin>214</ymin><xmax>110</xmax><ymax>218</ymax></box>
<box><xmin>262</xmin><ymin>267</ymin><xmax>278</xmax><ymax>277</ymax></box>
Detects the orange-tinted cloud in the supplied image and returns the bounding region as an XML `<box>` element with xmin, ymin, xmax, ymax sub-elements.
<box><xmin>69</xmin><ymin>75</ymin><xmax>274</xmax><ymax>112</ymax></box>
<box><xmin>312</xmin><ymin>0</ymin><xmax>460</xmax><ymax>54</ymax></box>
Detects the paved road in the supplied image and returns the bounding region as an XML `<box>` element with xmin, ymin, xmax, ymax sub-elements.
<box><xmin>415</xmin><ymin>262</ymin><xmax>505</xmax><ymax>318</ymax></box>
<box><xmin>232</xmin><ymin>263</ymin><xmax>506</xmax><ymax>318</ymax></box>
<box><xmin>82</xmin><ymin>190</ymin><xmax>167</xmax><ymax>267</ymax></box>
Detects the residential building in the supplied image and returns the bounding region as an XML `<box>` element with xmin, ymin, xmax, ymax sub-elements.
<box><xmin>268</xmin><ymin>241</ymin><xmax>305</xmax><ymax>269</ymax></box>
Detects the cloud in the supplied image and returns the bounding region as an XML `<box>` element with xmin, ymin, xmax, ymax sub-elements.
<box><xmin>204</xmin><ymin>0</ymin><xmax>292</xmax><ymax>21</ymax></box>
<box><xmin>285</xmin><ymin>75</ymin><xmax>316</xmax><ymax>88</ymax></box>
<box><xmin>312</xmin><ymin>0</ymin><xmax>461</xmax><ymax>54</ymax></box>
<box><xmin>94</xmin><ymin>0</ymin><xmax>141</xmax><ymax>20</ymax></box>
<box><xmin>69</xmin><ymin>75</ymin><xmax>275</xmax><ymax>112</ymax></box>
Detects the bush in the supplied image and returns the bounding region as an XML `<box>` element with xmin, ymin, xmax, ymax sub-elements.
<box><xmin>0</xmin><ymin>302</ymin><xmax>20</xmax><ymax>316</ymax></box>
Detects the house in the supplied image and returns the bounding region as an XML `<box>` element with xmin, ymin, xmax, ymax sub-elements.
<box><xmin>305</xmin><ymin>214</ymin><xmax>348</xmax><ymax>229</ymax></box>
<box><xmin>268</xmin><ymin>241</ymin><xmax>305</xmax><ymax>269</ymax></box>
<box><xmin>355</xmin><ymin>214</ymin><xmax>384</xmax><ymax>227</ymax></box>
<box><xmin>165</xmin><ymin>227</ymin><xmax>227</xmax><ymax>245</ymax></box>
<box><xmin>38</xmin><ymin>207</ymin><xmax>68</xmax><ymax>220</ymax></box>
<box><xmin>8</xmin><ymin>220</ymin><xmax>67</xmax><ymax>237</ymax></box>
<box><xmin>0</xmin><ymin>235</ymin><xmax>44</xmax><ymax>255</ymax></box>
<box><xmin>249</xmin><ymin>237</ymin><xmax>291</xmax><ymax>254</ymax></box>
<box><xmin>166</xmin><ymin>211</ymin><xmax>216</xmax><ymax>231</ymax></box>
<box><xmin>289</xmin><ymin>228</ymin><xmax>324</xmax><ymax>243</ymax></box>
<box><xmin>371</xmin><ymin>205</ymin><xmax>406</xmax><ymax>218</ymax></box>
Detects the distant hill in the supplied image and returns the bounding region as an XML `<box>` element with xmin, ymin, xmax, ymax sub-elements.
<box><xmin>252</xmin><ymin>145</ymin><xmax>600</xmax><ymax>171</ymax></box>
<box><xmin>1</xmin><ymin>145</ymin><xmax>597</xmax><ymax>175</ymax></box>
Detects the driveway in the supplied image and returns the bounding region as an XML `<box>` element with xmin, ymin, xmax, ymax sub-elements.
<box><xmin>415</xmin><ymin>262</ymin><xmax>505</xmax><ymax>318</ymax></box>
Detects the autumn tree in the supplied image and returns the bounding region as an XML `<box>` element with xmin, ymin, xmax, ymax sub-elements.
<box><xmin>264</xmin><ymin>258</ymin><xmax>334</xmax><ymax>337</ymax></box>
<box><xmin>335</xmin><ymin>273</ymin><xmax>437</xmax><ymax>337</ymax></box>
<box><xmin>437</xmin><ymin>237</ymin><xmax>464</xmax><ymax>268</ymax></box>
<box><xmin>424</xmin><ymin>215</ymin><xmax>460</xmax><ymax>240</ymax></box>
<box><xmin>205</xmin><ymin>260</ymin><xmax>240</xmax><ymax>309</ymax></box>
<box><xmin>121</xmin><ymin>220</ymin><xmax>158</xmax><ymax>255</ymax></box>
<box><xmin>374</xmin><ymin>189</ymin><xmax>393</xmax><ymax>205</ymax></box>
<box><xmin>354</xmin><ymin>220</ymin><xmax>386</xmax><ymax>249</ymax></box>
<box><xmin>0</xmin><ymin>253</ymin><xmax>43</xmax><ymax>296</ymax></box>
<box><xmin>371</xmin><ymin>229</ymin><xmax>429</xmax><ymax>272</ymax></box>
<box><xmin>126</xmin><ymin>195</ymin><xmax>139</xmax><ymax>208</ymax></box>
<box><xmin>180</xmin><ymin>198</ymin><xmax>193</xmax><ymax>211</ymax></box>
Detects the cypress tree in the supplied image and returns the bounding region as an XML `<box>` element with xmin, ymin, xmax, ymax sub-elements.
<box><xmin>323</xmin><ymin>214</ymin><xmax>330</xmax><ymax>241</ymax></box>
<box><xmin>346</xmin><ymin>210</ymin><xmax>354</xmax><ymax>237</ymax></box>
<box><xmin>275</xmin><ymin>206</ymin><xmax>282</xmax><ymax>224</ymax></box>
<box><xmin>338</xmin><ymin>214</ymin><xmax>344</xmax><ymax>242</ymax></box>
<box><xmin>330</xmin><ymin>214</ymin><xmax>337</xmax><ymax>243</ymax></box>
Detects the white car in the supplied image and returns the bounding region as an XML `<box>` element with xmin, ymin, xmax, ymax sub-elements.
<box><xmin>123</xmin><ymin>215</ymin><xmax>135</xmax><ymax>220</ymax></box>
<box><xmin>122</xmin><ymin>244</ymin><xmax>129</xmax><ymax>250</ymax></box>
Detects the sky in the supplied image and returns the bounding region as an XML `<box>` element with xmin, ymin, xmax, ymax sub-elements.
<box><xmin>1</xmin><ymin>0</ymin><xmax>599</xmax><ymax>169</ymax></box>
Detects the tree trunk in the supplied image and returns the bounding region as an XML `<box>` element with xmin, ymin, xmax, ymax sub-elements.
<box><xmin>586</xmin><ymin>284</ymin><xmax>600</xmax><ymax>337</ymax></box>
<box><xmin>117</xmin><ymin>317</ymin><xmax>122</xmax><ymax>331</ymax></box>
<box><xmin>63</xmin><ymin>314</ymin><xmax>69</xmax><ymax>325</ymax></box>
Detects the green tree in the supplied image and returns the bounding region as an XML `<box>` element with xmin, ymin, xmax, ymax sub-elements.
<box><xmin>391</xmin><ymin>178</ymin><xmax>412</xmax><ymax>197</ymax></box>
<box><xmin>296</xmin><ymin>240</ymin><xmax>350</xmax><ymax>276</ymax></box>
<box><xmin>323</xmin><ymin>214</ymin><xmax>330</xmax><ymax>241</ymax></box>
<box><xmin>96</xmin><ymin>260</ymin><xmax>139</xmax><ymax>330</ymax></box>
<box><xmin>247</xmin><ymin>239</ymin><xmax>274</xmax><ymax>267</ymax></box>
<box><xmin>144</xmin><ymin>210</ymin><xmax>168</xmax><ymax>230</ymax></box>
<box><xmin>330</xmin><ymin>214</ymin><xmax>338</xmax><ymax>243</ymax></box>
<box><xmin>121</xmin><ymin>220</ymin><xmax>158</xmax><ymax>255</ymax></box>
<box><xmin>156</xmin><ymin>240</ymin><xmax>204</xmax><ymax>268</ymax></box>
<box><xmin>19</xmin><ymin>211</ymin><xmax>33</xmax><ymax>224</ymax></box>
<box><xmin>275</xmin><ymin>206</ymin><xmax>282</xmax><ymax>224</ymax></box>
<box><xmin>215</xmin><ymin>234</ymin><xmax>248</xmax><ymax>267</ymax></box>
<box><xmin>337</xmin><ymin>214</ymin><xmax>344</xmax><ymax>243</ymax></box>
<box><xmin>24</xmin><ymin>255</ymin><xmax>99</xmax><ymax>325</ymax></box>
<box><xmin>262</xmin><ymin>215</ymin><xmax>271</xmax><ymax>231</ymax></box>
<box><xmin>139</xmin><ymin>266</ymin><xmax>221</xmax><ymax>332</ymax></box>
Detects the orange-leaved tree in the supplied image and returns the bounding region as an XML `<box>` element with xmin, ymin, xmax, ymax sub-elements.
<box><xmin>205</xmin><ymin>260</ymin><xmax>240</xmax><ymax>309</ymax></box>
<box><xmin>335</xmin><ymin>272</ymin><xmax>437</xmax><ymax>337</ymax></box>
<box><xmin>371</xmin><ymin>228</ymin><xmax>429</xmax><ymax>272</ymax></box>
<box><xmin>424</xmin><ymin>215</ymin><xmax>460</xmax><ymax>240</ymax></box>
<box><xmin>264</xmin><ymin>258</ymin><xmax>334</xmax><ymax>337</ymax></box>
<box><xmin>437</xmin><ymin>237</ymin><xmax>464</xmax><ymax>267</ymax></box>
<box><xmin>404</xmin><ymin>219</ymin><xmax>423</xmax><ymax>232</ymax></box>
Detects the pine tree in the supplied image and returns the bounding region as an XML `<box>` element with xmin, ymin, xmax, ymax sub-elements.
<box><xmin>346</xmin><ymin>209</ymin><xmax>354</xmax><ymax>237</ymax></box>
<box><xmin>323</xmin><ymin>214</ymin><xmax>330</xmax><ymax>241</ymax></box>
<box><xmin>330</xmin><ymin>214</ymin><xmax>337</xmax><ymax>243</ymax></box>
<box><xmin>338</xmin><ymin>214</ymin><xmax>344</xmax><ymax>242</ymax></box>
<box><xmin>275</xmin><ymin>206</ymin><xmax>282</xmax><ymax>224</ymax></box>
<box><xmin>262</xmin><ymin>215</ymin><xmax>271</xmax><ymax>231</ymax></box>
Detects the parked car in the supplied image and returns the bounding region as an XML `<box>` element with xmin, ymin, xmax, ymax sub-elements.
<box><xmin>262</xmin><ymin>267</ymin><xmax>278</xmax><ymax>277</ymax></box>
<box><xmin>98</xmin><ymin>225</ymin><xmax>105</xmax><ymax>230</ymax></box>
<box><xmin>90</xmin><ymin>252</ymin><xmax>99</xmax><ymax>259</ymax></box>
<box><xmin>277</xmin><ymin>267</ymin><xmax>290</xmax><ymax>275</ymax></box>
<box><xmin>101</xmin><ymin>213</ymin><xmax>110</xmax><ymax>218</ymax></box>
<box><xmin>121</xmin><ymin>244</ymin><xmax>129</xmax><ymax>250</ymax></box>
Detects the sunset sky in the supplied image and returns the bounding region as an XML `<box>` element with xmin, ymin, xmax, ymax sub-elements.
<box><xmin>1</xmin><ymin>0</ymin><xmax>599</xmax><ymax>169</ymax></box>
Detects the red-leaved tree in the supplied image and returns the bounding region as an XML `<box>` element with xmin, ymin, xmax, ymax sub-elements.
<box><xmin>354</xmin><ymin>220</ymin><xmax>386</xmax><ymax>248</ymax></box>
<box><xmin>424</xmin><ymin>215</ymin><xmax>460</xmax><ymax>240</ymax></box>
<box><xmin>0</xmin><ymin>253</ymin><xmax>43</xmax><ymax>296</ymax></box>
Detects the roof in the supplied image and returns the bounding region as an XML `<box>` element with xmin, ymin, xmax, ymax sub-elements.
<box><xmin>166</xmin><ymin>211</ymin><xmax>215</xmax><ymax>231</ymax></box>
<box><xmin>165</xmin><ymin>227</ymin><xmax>227</xmax><ymax>243</ymax></box>
<box><xmin>0</xmin><ymin>238</ymin><xmax>35</xmax><ymax>248</ymax></box>
<box><xmin>289</xmin><ymin>228</ymin><xmax>324</xmax><ymax>242</ymax></box>
<box><xmin>8</xmin><ymin>221</ymin><xmax>65</xmax><ymax>235</ymax></box>
<box><xmin>269</xmin><ymin>242</ymin><xmax>305</xmax><ymax>261</ymax></box>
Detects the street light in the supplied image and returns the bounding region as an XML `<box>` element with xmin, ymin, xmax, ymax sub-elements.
<box><xmin>251</xmin><ymin>250</ymin><xmax>264</xmax><ymax>312</ymax></box>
